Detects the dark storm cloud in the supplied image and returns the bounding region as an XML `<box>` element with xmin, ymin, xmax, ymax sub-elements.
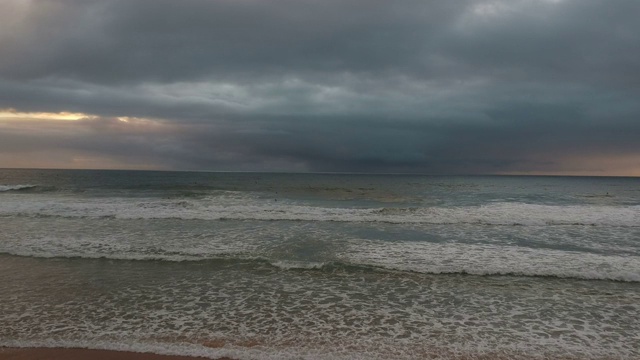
<box><xmin>1</xmin><ymin>0</ymin><xmax>640</xmax><ymax>174</ymax></box>
<box><xmin>0</xmin><ymin>0</ymin><xmax>468</xmax><ymax>83</ymax></box>
<box><xmin>3</xmin><ymin>0</ymin><xmax>639</xmax><ymax>86</ymax></box>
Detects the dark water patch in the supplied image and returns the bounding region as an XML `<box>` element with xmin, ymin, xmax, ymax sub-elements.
<box><xmin>1</xmin><ymin>253</ymin><xmax>637</xmax><ymax>283</ymax></box>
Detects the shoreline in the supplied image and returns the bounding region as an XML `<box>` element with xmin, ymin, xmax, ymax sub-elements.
<box><xmin>0</xmin><ymin>348</ymin><xmax>234</xmax><ymax>360</ymax></box>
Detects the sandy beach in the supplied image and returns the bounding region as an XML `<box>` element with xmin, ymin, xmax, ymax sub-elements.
<box><xmin>0</xmin><ymin>348</ymin><xmax>233</xmax><ymax>360</ymax></box>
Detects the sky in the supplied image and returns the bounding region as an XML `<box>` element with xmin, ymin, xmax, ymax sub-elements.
<box><xmin>1</xmin><ymin>0</ymin><xmax>639</xmax><ymax>175</ymax></box>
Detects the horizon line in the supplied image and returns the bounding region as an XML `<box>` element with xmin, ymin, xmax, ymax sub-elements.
<box><xmin>1</xmin><ymin>167</ymin><xmax>638</xmax><ymax>178</ymax></box>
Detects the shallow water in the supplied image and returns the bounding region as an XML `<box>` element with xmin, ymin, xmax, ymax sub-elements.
<box><xmin>1</xmin><ymin>170</ymin><xmax>639</xmax><ymax>359</ymax></box>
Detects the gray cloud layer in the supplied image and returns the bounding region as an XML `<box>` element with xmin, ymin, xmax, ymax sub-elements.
<box><xmin>1</xmin><ymin>0</ymin><xmax>639</xmax><ymax>174</ymax></box>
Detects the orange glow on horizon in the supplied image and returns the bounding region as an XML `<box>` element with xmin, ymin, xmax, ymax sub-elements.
<box><xmin>499</xmin><ymin>154</ymin><xmax>640</xmax><ymax>177</ymax></box>
<box><xmin>0</xmin><ymin>108</ymin><xmax>95</xmax><ymax>121</ymax></box>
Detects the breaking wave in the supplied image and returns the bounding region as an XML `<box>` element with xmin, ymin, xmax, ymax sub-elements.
<box><xmin>1</xmin><ymin>250</ymin><xmax>638</xmax><ymax>283</ymax></box>
<box><xmin>0</xmin><ymin>184</ymin><xmax>37</xmax><ymax>192</ymax></box>
<box><xmin>1</xmin><ymin>197</ymin><xmax>639</xmax><ymax>227</ymax></box>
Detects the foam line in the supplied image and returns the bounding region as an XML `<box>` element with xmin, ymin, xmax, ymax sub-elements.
<box><xmin>1</xmin><ymin>250</ymin><xmax>638</xmax><ymax>282</ymax></box>
<box><xmin>1</xmin><ymin>197</ymin><xmax>639</xmax><ymax>226</ymax></box>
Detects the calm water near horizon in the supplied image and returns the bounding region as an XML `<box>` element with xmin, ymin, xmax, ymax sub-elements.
<box><xmin>1</xmin><ymin>169</ymin><xmax>639</xmax><ymax>359</ymax></box>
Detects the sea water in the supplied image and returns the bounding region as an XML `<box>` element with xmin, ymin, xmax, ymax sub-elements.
<box><xmin>0</xmin><ymin>169</ymin><xmax>638</xmax><ymax>359</ymax></box>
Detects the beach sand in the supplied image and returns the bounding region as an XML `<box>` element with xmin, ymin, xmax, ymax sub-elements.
<box><xmin>0</xmin><ymin>348</ymin><xmax>233</xmax><ymax>360</ymax></box>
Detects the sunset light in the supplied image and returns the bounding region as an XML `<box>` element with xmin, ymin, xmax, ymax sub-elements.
<box><xmin>0</xmin><ymin>109</ymin><xmax>94</xmax><ymax>121</ymax></box>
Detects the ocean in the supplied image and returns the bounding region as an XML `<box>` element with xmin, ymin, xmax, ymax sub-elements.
<box><xmin>0</xmin><ymin>169</ymin><xmax>638</xmax><ymax>359</ymax></box>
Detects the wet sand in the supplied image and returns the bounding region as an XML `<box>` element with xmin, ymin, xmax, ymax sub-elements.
<box><xmin>0</xmin><ymin>348</ymin><xmax>233</xmax><ymax>360</ymax></box>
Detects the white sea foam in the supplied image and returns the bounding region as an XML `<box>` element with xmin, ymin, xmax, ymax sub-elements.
<box><xmin>339</xmin><ymin>240</ymin><xmax>640</xmax><ymax>282</ymax></box>
<box><xmin>270</xmin><ymin>260</ymin><xmax>328</xmax><ymax>270</ymax></box>
<box><xmin>2</xmin><ymin>266</ymin><xmax>639</xmax><ymax>360</ymax></box>
<box><xmin>1</xmin><ymin>195</ymin><xmax>639</xmax><ymax>226</ymax></box>
<box><xmin>1</xmin><ymin>231</ymin><xmax>638</xmax><ymax>282</ymax></box>
<box><xmin>3</xmin><ymin>175</ymin><xmax>639</xmax><ymax>359</ymax></box>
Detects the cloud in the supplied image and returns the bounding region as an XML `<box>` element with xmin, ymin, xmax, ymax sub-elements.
<box><xmin>1</xmin><ymin>0</ymin><xmax>639</xmax><ymax>174</ymax></box>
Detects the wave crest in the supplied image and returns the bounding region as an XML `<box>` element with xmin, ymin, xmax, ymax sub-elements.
<box><xmin>0</xmin><ymin>184</ymin><xmax>37</xmax><ymax>192</ymax></box>
<box><xmin>2</xmin><ymin>200</ymin><xmax>639</xmax><ymax>227</ymax></box>
<box><xmin>1</xmin><ymin>251</ymin><xmax>638</xmax><ymax>283</ymax></box>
